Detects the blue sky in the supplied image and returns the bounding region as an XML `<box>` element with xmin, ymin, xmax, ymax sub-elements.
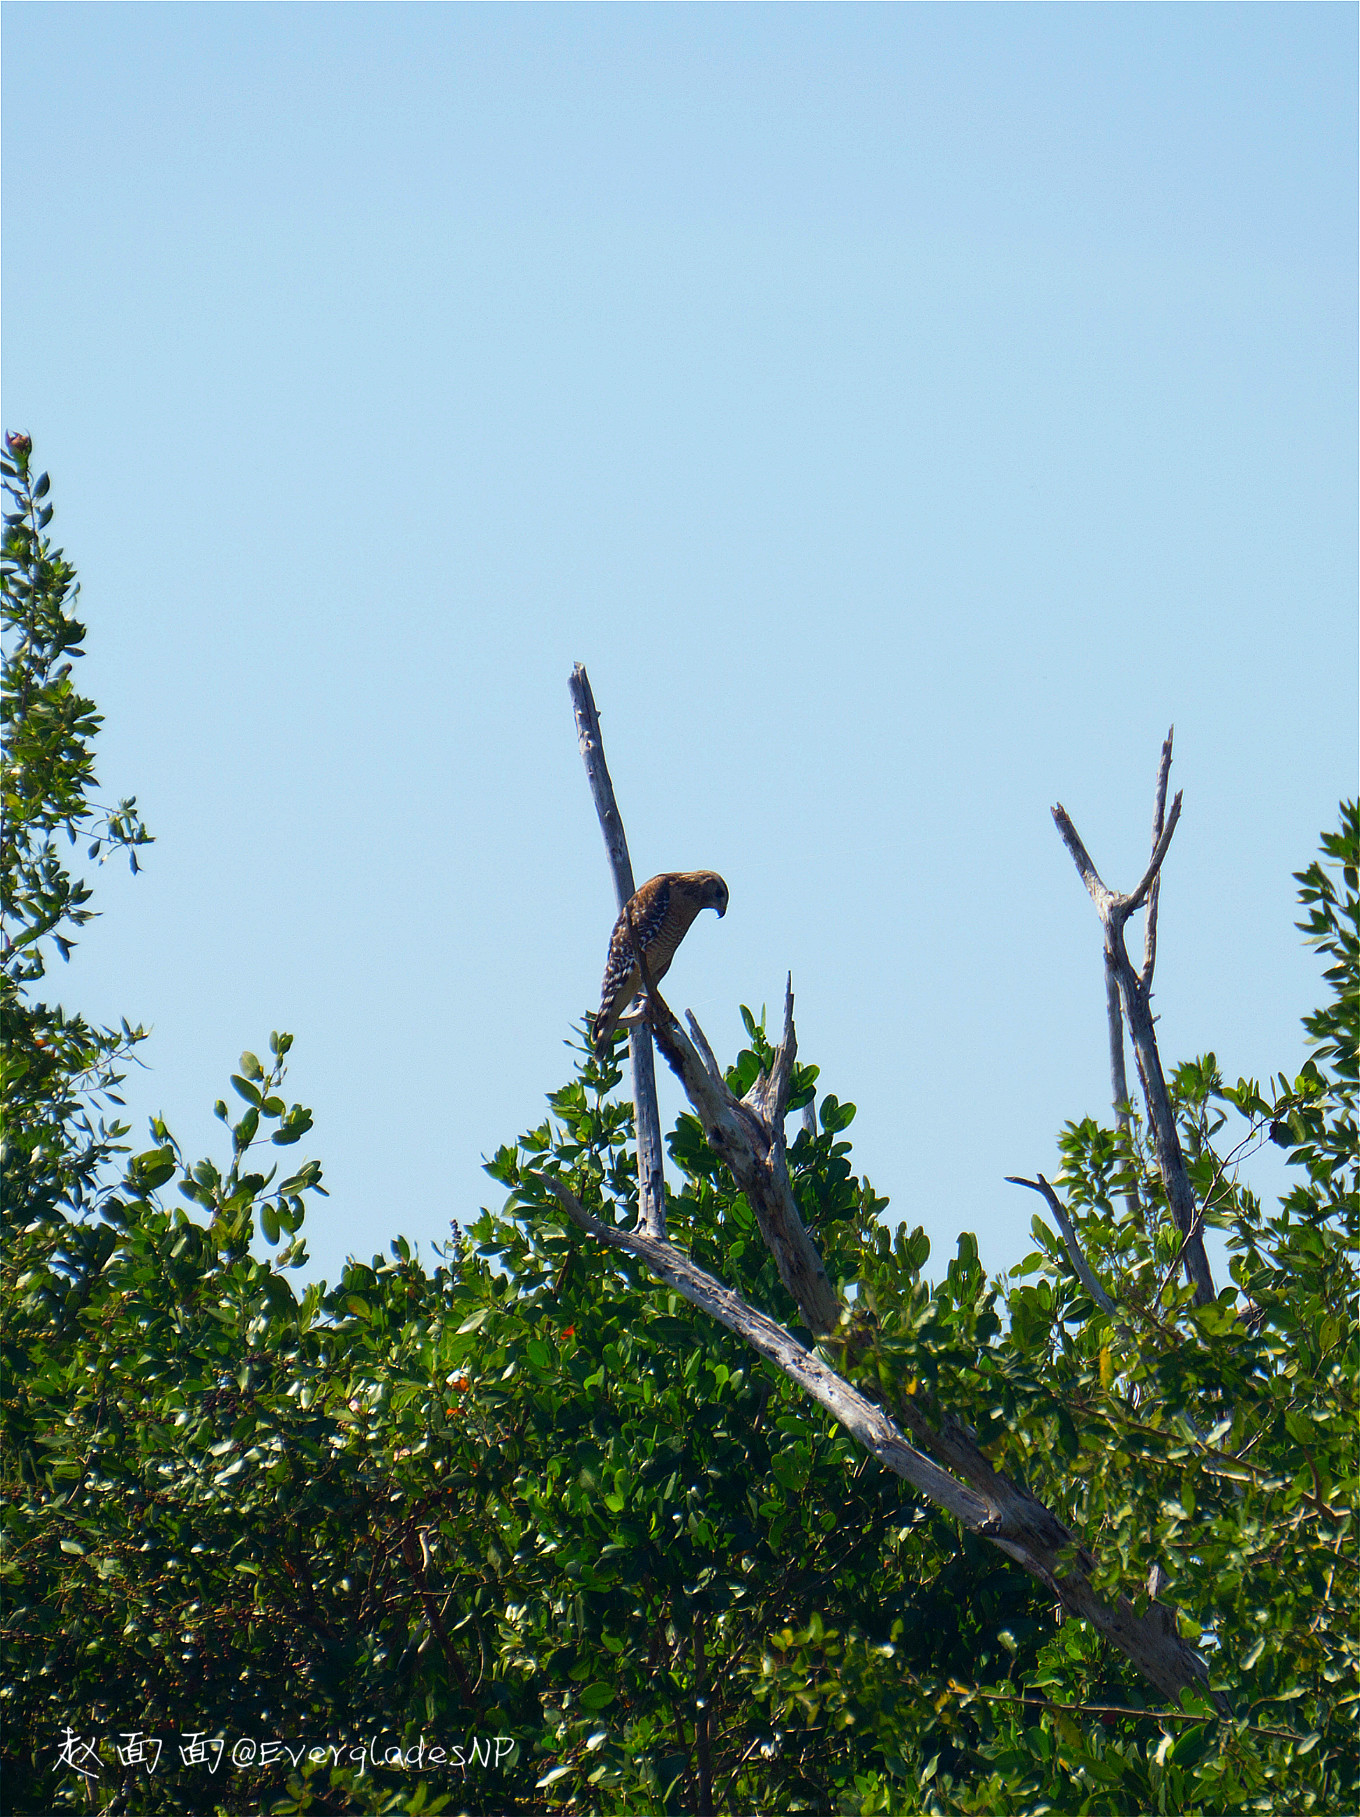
<box><xmin>4</xmin><ymin>3</ymin><xmax>1355</xmax><ymax>1290</ymax></box>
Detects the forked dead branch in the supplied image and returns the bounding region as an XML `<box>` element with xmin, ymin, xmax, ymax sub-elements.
<box><xmin>1051</xmin><ymin>729</ymin><xmax>1217</xmax><ymax>1308</ymax></box>
<box><xmin>542</xmin><ymin>666</ymin><xmax>1225</xmax><ymax>1711</ymax></box>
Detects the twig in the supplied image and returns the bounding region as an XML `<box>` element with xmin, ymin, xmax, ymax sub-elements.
<box><xmin>1310</xmin><ymin>1527</ymin><xmax>1349</xmax><ymax>1632</ymax></box>
<box><xmin>948</xmin><ymin>1682</ymin><xmax>1301</xmax><ymax>1739</ymax></box>
<box><xmin>1155</xmin><ymin>1110</ymin><xmax>1272</xmax><ymax>1310</ymax></box>
<box><xmin>1143</xmin><ymin>728</ymin><xmax>1173</xmax><ymax>987</ymax></box>
<box><xmin>569</xmin><ymin>664</ymin><xmax>666</xmax><ymax>1240</ymax></box>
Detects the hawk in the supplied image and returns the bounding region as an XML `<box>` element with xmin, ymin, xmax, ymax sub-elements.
<box><xmin>592</xmin><ymin>871</ymin><xmax>728</xmax><ymax>1059</ymax></box>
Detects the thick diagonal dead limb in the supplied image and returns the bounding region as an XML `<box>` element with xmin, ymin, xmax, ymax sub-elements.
<box><xmin>1053</xmin><ymin>743</ymin><xmax>1215</xmax><ymax>1307</ymax></box>
<box><xmin>569</xmin><ymin>664</ymin><xmax>666</xmax><ymax>1240</ymax></box>
<box><xmin>528</xmin><ymin>1170</ymin><xmax>1223</xmax><ymax>1710</ymax></box>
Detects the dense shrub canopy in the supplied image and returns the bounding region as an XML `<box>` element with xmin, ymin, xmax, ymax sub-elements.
<box><xmin>2</xmin><ymin>442</ymin><xmax>1355</xmax><ymax>1815</ymax></box>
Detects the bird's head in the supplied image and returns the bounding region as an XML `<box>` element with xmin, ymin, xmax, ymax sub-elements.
<box><xmin>694</xmin><ymin>872</ymin><xmax>728</xmax><ymax>918</ymax></box>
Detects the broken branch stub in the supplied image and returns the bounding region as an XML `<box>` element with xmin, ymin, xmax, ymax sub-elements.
<box><xmin>642</xmin><ymin>975</ymin><xmax>840</xmax><ymax>1338</ymax></box>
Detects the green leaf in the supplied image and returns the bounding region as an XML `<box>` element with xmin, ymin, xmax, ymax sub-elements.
<box><xmin>1169</xmin><ymin>1722</ymin><xmax>1214</xmax><ymax>1771</ymax></box>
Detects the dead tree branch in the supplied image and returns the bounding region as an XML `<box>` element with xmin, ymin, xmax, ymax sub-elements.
<box><xmin>1104</xmin><ymin>950</ymin><xmax>1140</xmax><ymax>1218</ymax></box>
<box><xmin>1007</xmin><ymin>1174</ymin><xmax>1118</xmax><ymax>1319</ymax></box>
<box><xmin>1052</xmin><ymin>744</ymin><xmax>1215</xmax><ymax>1307</ymax></box>
<box><xmin>643</xmin><ymin>973</ymin><xmax>839</xmax><ymax>1337</ymax></box>
<box><xmin>1143</xmin><ymin>728</ymin><xmax>1174</xmax><ymax>988</ymax></box>
<box><xmin>1105</xmin><ymin>954</ymin><xmax>1133</xmax><ymax>1135</ymax></box>
<box><xmin>526</xmin><ymin>1167</ymin><xmax>1223</xmax><ymax>1710</ymax></box>
<box><xmin>569</xmin><ymin>664</ymin><xmax>666</xmax><ymax>1240</ymax></box>
<box><xmin>558</xmin><ymin>684</ymin><xmax>1220</xmax><ymax>1710</ymax></box>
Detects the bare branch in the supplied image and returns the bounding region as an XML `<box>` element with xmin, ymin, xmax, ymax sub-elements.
<box><xmin>1007</xmin><ymin>1174</ymin><xmax>1118</xmax><ymax>1319</ymax></box>
<box><xmin>568</xmin><ymin>664</ymin><xmax>666</xmax><ymax>1240</ymax></box>
<box><xmin>645</xmin><ymin>990</ymin><xmax>840</xmax><ymax>1336</ymax></box>
<box><xmin>1102</xmin><ymin>954</ymin><xmax>1140</xmax><ymax>1216</ymax></box>
<box><xmin>744</xmin><ymin>975</ymin><xmax>798</xmax><ymax>1128</ymax></box>
<box><xmin>693</xmin><ymin>1618</ymin><xmax>714</xmax><ymax>1817</ymax></box>
<box><xmin>529</xmin><ymin>1172</ymin><xmax>988</xmax><ymax>1526</ymax></box>
<box><xmin>1142</xmin><ymin>727</ymin><xmax>1174</xmax><ymax>986</ymax></box>
<box><xmin>1053</xmin><ymin>788</ymin><xmax>1180</xmax><ymax>927</ymax></box>
<box><xmin>556</xmin><ymin>699</ymin><xmax>1223</xmax><ymax>1710</ymax></box>
<box><xmin>684</xmin><ymin>1010</ymin><xmax>725</xmax><ymax>1086</ymax></box>
<box><xmin>528</xmin><ymin>1170</ymin><xmax>1223</xmax><ymax>1710</ymax></box>
<box><xmin>1052</xmin><ymin>773</ymin><xmax>1215</xmax><ymax>1308</ymax></box>
<box><xmin>1123</xmin><ymin>789</ymin><xmax>1183</xmax><ymax>917</ymax></box>
<box><xmin>1051</xmin><ymin>804</ymin><xmax>1114</xmax><ymax>913</ymax></box>
<box><xmin>1104</xmin><ymin>955</ymin><xmax>1131</xmax><ymax>1130</ymax></box>
<box><xmin>569</xmin><ymin>664</ymin><xmax>635</xmax><ymax>903</ymax></box>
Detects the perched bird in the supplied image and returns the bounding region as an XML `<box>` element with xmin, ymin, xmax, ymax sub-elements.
<box><xmin>592</xmin><ymin>871</ymin><xmax>728</xmax><ymax>1059</ymax></box>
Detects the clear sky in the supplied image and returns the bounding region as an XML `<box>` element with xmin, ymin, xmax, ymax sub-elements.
<box><xmin>3</xmin><ymin>2</ymin><xmax>1355</xmax><ymax>1291</ymax></box>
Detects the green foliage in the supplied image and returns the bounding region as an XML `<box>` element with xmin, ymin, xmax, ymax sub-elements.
<box><xmin>472</xmin><ymin>1027</ymin><xmax>1052</xmax><ymax>1814</ymax></box>
<box><xmin>2</xmin><ymin>433</ymin><xmax>153</xmax><ymax>1234</ymax></box>
<box><xmin>2</xmin><ymin>448</ymin><xmax>1354</xmax><ymax>1815</ymax></box>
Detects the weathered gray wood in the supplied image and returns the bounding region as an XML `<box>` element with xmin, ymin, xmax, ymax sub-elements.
<box><xmin>1052</xmin><ymin>780</ymin><xmax>1215</xmax><ymax>1308</ymax></box>
<box><xmin>642</xmin><ymin>975</ymin><xmax>840</xmax><ymax>1336</ymax></box>
<box><xmin>568</xmin><ymin>664</ymin><xmax>666</xmax><ymax>1240</ymax></box>
<box><xmin>1104</xmin><ymin>952</ymin><xmax>1141</xmax><ymax>1219</ymax></box>
<box><xmin>1105</xmin><ymin>953</ymin><xmax>1133</xmax><ymax>1134</ymax></box>
<box><xmin>1008</xmin><ymin>1172</ymin><xmax>1118</xmax><ymax>1319</ymax></box>
<box><xmin>568</xmin><ymin>663</ymin><xmax>634</xmax><ymax>898</ymax></box>
<box><xmin>531</xmin><ymin>1171</ymin><xmax>996</xmax><ymax>1528</ymax></box>
<box><xmin>1142</xmin><ymin>727</ymin><xmax>1174</xmax><ymax>987</ymax></box>
<box><xmin>555</xmin><ymin>692</ymin><xmax>1222</xmax><ymax>1709</ymax></box>
<box><xmin>529</xmin><ymin>1169</ymin><xmax>1222</xmax><ymax>1709</ymax></box>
